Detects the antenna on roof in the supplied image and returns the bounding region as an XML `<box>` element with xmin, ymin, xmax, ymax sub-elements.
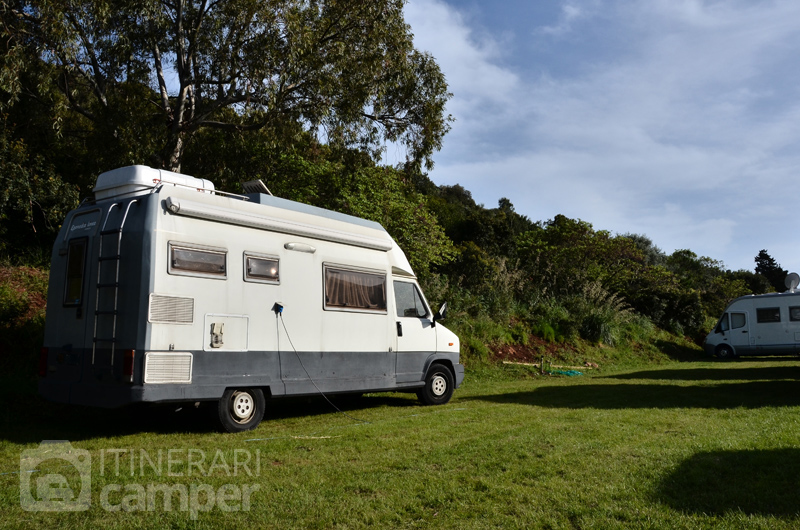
<box><xmin>241</xmin><ymin>179</ymin><xmax>273</xmax><ymax>196</ymax></box>
<box><xmin>785</xmin><ymin>272</ymin><xmax>800</xmax><ymax>293</ymax></box>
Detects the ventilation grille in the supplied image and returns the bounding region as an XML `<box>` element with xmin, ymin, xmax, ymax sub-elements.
<box><xmin>149</xmin><ymin>294</ymin><xmax>194</xmax><ymax>323</ymax></box>
<box><xmin>144</xmin><ymin>352</ymin><xmax>192</xmax><ymax>384</ymax></box>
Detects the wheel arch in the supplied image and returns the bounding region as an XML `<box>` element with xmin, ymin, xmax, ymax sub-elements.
<box><xmin>422</xmin><ymin>355</ymin><xmax>455</xmax><ymax>379</ymax></box>
<box><xmin>715</xmin><ymin>343</ymin><xmax>736</xmax><ymax>358</ymax></box>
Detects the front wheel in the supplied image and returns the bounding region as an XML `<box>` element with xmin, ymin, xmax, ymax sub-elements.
<box><xmin>716</xmin><ymin>344</ymin><xmax>735</xmax><ymax>361</ymax></box>
<box><xmin>217</xmin><ymin>388</ymin><xmax>265</xmax><ymax>433</ymax></box>
<box><xmin>417</xmin><ymin>363</ymin><xmax>455</xmax><ymax>406</ymax></box>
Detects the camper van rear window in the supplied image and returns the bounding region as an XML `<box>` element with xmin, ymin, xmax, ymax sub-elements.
<box><xmin>244</xmin><ymin>254</ymin><xmax>279</xmax><ymax>284</ymax></box>
<box><xmin>63</xmin><ymin>238</ymin><xmax>87</xmax><ymax>306</ymax></box>
<box><xmin>168</xmin><ymin>243</ymin><xmax>227</xmax><ymax>279</ymax></box>
<box><xmin>324</xmin><ymin>266</ymin><xmax>387</xmax><ymax>313</ymax></box>
<box><xmin>756</xmin><ymin>307</ymin><xmax>781</xmax><ymax>323</ymax></box>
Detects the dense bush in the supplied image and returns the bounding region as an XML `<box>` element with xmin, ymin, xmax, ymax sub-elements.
<box><xmin>0</xmin><ymin>266</ymin><xmax>48</xmax><ymax>374</ymax></box>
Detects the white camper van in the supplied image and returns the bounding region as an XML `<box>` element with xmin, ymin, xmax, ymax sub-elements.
<box><xmin>704</xmin><ymin>289</ymin><xmax>800</xmax><ymax>359</ymax></box>
<box><xmin>39</xmin><ymin>165</ymin><xmax>463</xmax><ymax>432</ymax></box>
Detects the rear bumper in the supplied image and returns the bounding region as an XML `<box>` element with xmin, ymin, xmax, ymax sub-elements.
<box><xmin>39</xmin><ymin>379</ymin><xmax>227</xmax><ymax>408</ymax></box>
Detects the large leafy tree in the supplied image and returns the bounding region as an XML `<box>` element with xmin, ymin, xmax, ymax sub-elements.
<box><xmin>2</xmin><ymin>0</ymin><xmax>451</xmax><ymax>172</ymax></box>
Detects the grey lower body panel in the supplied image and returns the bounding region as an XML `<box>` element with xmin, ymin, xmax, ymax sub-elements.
<box><xmin>39</xmin><ymin>348</ymin><xmax>464</xmax><ymax>408</ymax></box>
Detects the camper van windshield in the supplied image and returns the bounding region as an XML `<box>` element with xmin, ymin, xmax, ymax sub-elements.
<box><xmin>716</xmin><ymin>314</ymin><xmax>729</xmax><ymax>333</ymax></box>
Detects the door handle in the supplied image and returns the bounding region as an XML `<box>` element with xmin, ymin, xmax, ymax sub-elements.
<box><xmin>396</xmin><ymin>322</ymin><xmax>403</xmax><ymax>337</ymax></box>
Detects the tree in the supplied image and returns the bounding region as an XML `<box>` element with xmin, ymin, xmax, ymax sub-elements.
<box><xmin>0</xmin><ymin>118</ymin><xmax>79</xmax><ymax>264</ymax></box>
<box><xmin>621</xmin><ymin>233</ymin><xmax>665</xmax><ymax>266</ymax></box>
<box><xmin>754</xmin><ymin>249</ymin><xmax>788</xmax><ymax>292</ymax></box>
<box><xmin>2</xmin><ymin>0</ymin><xmax>452</xmax><ymax>172</ymax></box>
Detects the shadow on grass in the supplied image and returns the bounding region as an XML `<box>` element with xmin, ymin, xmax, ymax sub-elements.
<box><xmin>654</xmin><ymin>340</ymin><xmax>705</xmax><ymax>361</ymax></box>
<box><xmin>656</xmin><ymin>448</ymin><xmax>800</xmax><ymax>516</ymax></box>
<box><xmin>0</xmin><ymin>385</ymin><xmax>416</xmax><ymax>444</ymax></box>
<box><xmin>464</xmin><ymin>380</ymin><xmax>800</xmax><ymax>409</ymax></box>
<box><xmin>604</xmin><ymin>365</ymin><xmax>800</xmax><ymax>382</ymax></box>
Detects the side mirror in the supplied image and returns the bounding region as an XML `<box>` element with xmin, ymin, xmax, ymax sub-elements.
<box><xmin>433</xmin><ymin>302</ymin><xmax>448</xmax><ymax>325</ymax></box>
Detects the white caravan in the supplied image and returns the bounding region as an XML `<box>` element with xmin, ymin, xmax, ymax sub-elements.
<box><xmin>704</xmin><ymin>288</ymin><xmax>800</xmax><ymax>359</ymax></box>
<box><xmin>39</xmin><ymin>165</ymin><xmax>463</xmax><ymax>431</ymax></box>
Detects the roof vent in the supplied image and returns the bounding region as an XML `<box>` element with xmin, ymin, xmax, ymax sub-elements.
<box><xmin>241</xmin><ymin>179</ymin><xmax>273</xmax><ymax>196</ymax></box>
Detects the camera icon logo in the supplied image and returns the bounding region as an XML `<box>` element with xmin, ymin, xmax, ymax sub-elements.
<box><xmin>20</xmin><ymin>440</ymin><xmax>91</xmax><ymax>511</ymax></box>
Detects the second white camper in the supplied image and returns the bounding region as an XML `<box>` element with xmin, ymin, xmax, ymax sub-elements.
<box><xmin>704</xmin><ymin>291</ymin><xmax>800</xmax><ymax>359</ymax></box>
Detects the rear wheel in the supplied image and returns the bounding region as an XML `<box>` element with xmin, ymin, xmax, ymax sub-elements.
<box><xmin>716</xmin><ymin>344</ymin><xmax>735</xmax><ymax>361</ymax></box>
<box><xmin>417</xmin><ymin>363</ymin><xmax>454</xmax><ymax>406</ymax></box>
<box><xmin>217</xmin><ymin>388</ymin><xmax>265</xmax><ymax>433</ymax></box>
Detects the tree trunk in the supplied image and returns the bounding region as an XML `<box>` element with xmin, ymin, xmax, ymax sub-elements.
<box><xmin>162</xmin><ymin>132</ymin><xmax>186</xmax><ymax>173</ymax></box>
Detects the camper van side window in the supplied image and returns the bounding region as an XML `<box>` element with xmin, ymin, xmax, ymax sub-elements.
<box><xmin>394</xmin><ymin>281</ymin><xmax>430</xmax><ymax>319</ymax></box>
<box><xmin>169</xmin><ymin>243</ymin><xmax>227</xmax><ymax>279</ymax></box>
<box><xmin>63</xmin><ymin>238</ymin><xmax>87</xmax><ymax>306</ymax></box>
<box><xmin>790</xmin><ymin>307</ymin><xmax>800</xmax><ymax>322</ymax></box>
<box><xmin>244</xmin><ymin>254</ymin><xmax>279</xmax><ymax>284</ymax></box>
<box><xmin>756</xmin><ymin>307</ymin><xmax>781</xmax><ymax>323</ymax></box>
<box><xmin>730</xmin><ymin>313</ymin><xmax>747</xmax><ymax>329</ymax></box>
<box><xmin>324</xmin><ymin>266</ymin><xmax>387</xmax><ymax>313</ymax></box>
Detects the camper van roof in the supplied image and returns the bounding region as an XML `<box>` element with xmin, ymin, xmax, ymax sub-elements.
<box><xmin>246</xmin><ymin>193</ymin><xmax>385</xmax><ymax>233</ymax></box>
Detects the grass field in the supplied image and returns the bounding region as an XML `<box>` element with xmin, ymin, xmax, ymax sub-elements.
<box><xmin>2</xmin><ymin>358</ymin><xmax>800</xmax><ymax>529</ymax></box>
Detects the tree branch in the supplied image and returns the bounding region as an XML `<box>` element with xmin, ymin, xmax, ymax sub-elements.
<box><xmin>153</xmin><ymin>43</ymin><xmax>172</xmax><ymax>114</ymax></box>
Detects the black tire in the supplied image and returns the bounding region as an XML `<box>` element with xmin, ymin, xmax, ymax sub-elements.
<box><xmin>716</xmin><ymin>344</ymin><xmax>735</xmax><ymax>361</ymax></box>
<box><xmin>217</xmin><ymin>388</ymin><xmax>265</xmax><ymax>433</ymax></box>
<box><xmin>417</xmin><ymin>363</ymin><xmax>455</xmax><ymax>406</ymax></box>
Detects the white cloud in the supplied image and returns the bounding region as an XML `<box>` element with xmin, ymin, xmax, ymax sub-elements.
<box><xmin>406</xmin><ymin>0</ymin><xmax>518</xmax><ymax>104</ymax></box>
<box><xmin>536</xmin><ymin>2</ymin><xmax>593</xmax><ymax>36</ymax></box>
<box><xmin>407</xmin><ymin>0</ymin><xmax>800</xmax><ymax>270</ymax></box>
<box><xmin>405</xmin><ymin>0</ymin><xmax>521</xmax><ymax>161</ymax></box>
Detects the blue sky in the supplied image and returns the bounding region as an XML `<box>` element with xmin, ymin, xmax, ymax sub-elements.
<box><xmin>400</xmin><ymin>0</ymin><xmax>800</xmax><ymax>273</ymax></box>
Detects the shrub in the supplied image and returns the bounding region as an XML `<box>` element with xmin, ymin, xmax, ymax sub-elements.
<box><xmin>0</xmin><ymin>266</ymin><xmax>48</xmax><ymax>374</ymax></box>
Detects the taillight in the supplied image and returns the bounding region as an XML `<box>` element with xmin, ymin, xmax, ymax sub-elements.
<box><xmin>123</xmin><ymin>349</ymin><xmax>135</xmax><ymax>383</ymax></box>
<box><xmin>38</xmin><ymin>347</ymin><xmax>49</xmax><ymax>377</ymax></box>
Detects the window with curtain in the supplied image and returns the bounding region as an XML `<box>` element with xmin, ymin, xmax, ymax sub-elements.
<box><xmin>324</xmin><ymin>266</ymin><xmax>386</xmax><ymax>312</ymax></box>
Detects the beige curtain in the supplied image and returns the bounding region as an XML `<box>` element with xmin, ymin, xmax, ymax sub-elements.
<box><xmin>325</xmin><ymin>268</ymin><xmax>386</xmax><ymax>310</ymax></box>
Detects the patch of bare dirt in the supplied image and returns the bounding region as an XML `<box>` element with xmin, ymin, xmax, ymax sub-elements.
<box><xmin>492</xmin><ymin>335</ymin><xmax>572</xmax><ymax>363</ymax></box>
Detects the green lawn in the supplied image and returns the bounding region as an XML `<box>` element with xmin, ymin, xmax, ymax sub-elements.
<box><xmin>2</xmin><ymin>359</ymin><xmax>800</xmax><ymax>529</ymax></box>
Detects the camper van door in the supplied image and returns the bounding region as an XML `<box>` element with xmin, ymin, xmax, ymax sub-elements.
<box><xmin>393</xmin><ymin>279</ymin><xmax>436</xmax><ymax>383</ymax></box>
<box><xmin>727</xmin><ymin>311</ymin><xmax>752</xmax><ymax>354</ymax></box>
